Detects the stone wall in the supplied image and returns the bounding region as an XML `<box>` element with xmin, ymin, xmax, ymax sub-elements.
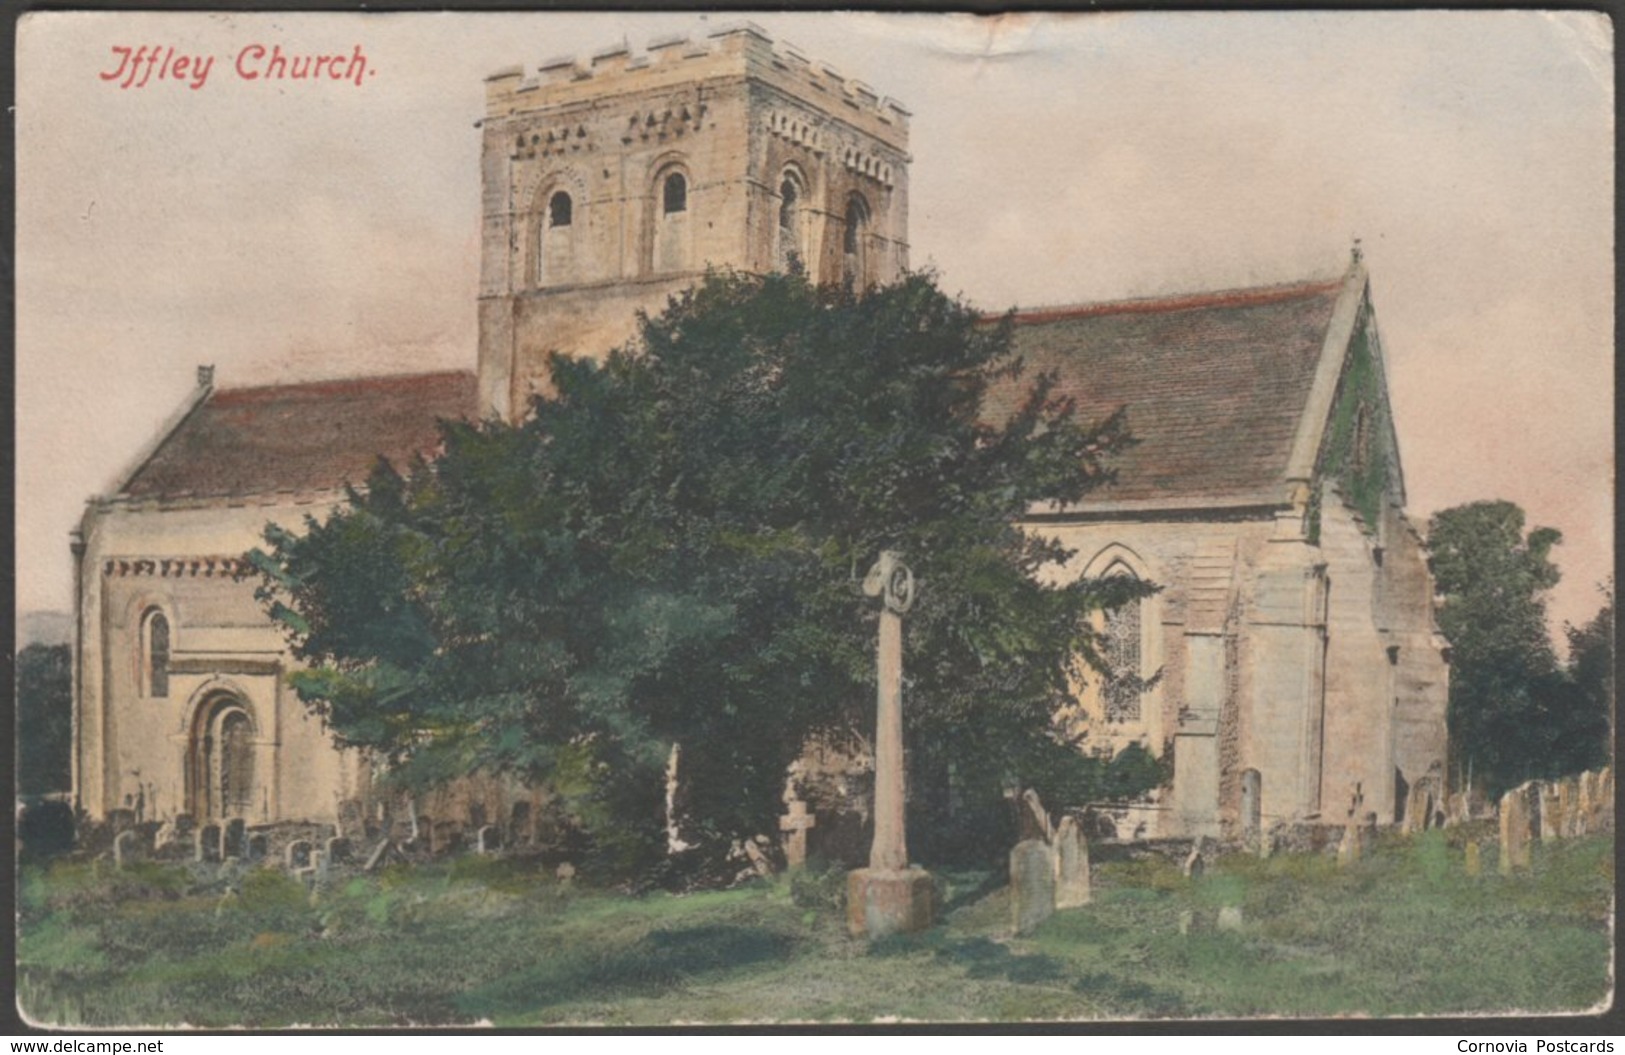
<box><xmin>75</xmin><ymin>496</ymin><xmax>365</xmax><ymax>824</ymax></box>
<box><xmin>478</xmin><ymin>25</ymin><xmax>910</xmax><ymax>421</ymax></box>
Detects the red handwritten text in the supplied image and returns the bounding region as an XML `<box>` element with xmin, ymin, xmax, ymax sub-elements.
<box><xmin>99</xmin><ymin>44</ymin><xmax>374</xmax><ymax>89</ymax></box>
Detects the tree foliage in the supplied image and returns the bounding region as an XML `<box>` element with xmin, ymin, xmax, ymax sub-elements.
<box><xmin>254</xmin><ymin>272</ymin><xmax>1152</xmax><ymax>872</ymax></box>
<box><xmin>1428</xmin><ymin>501</ymin><xmax>1607</xmax><ymax>795</ymax></box>
<box><xmin>16</xmin><ymin>643</ymin><xmax>73</xmax><ymax>796</ymax></box>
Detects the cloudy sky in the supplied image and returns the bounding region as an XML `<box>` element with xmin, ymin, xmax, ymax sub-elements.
<box><xmin>15</xmin><ymin>11</ymin><xmax>1613</xmax><ymax>638</ymax></box>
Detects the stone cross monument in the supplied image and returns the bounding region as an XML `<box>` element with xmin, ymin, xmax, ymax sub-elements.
<box><xmin>846</xmin><ymin>551</ymin><xmax>935</xmax><ymax>937</ymax></box>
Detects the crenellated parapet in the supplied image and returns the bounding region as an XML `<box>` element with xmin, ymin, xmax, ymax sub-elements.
<box><xmin>483</xmin><ymin>23</ymin><xmax>909</xmax><ymax>151</ymax></box>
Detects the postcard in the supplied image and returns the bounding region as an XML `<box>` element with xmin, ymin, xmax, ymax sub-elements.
<box><xmin>14</xmin><ymin>10</ymin><xmax>1614</xmax><ymax>1028</ymax></box>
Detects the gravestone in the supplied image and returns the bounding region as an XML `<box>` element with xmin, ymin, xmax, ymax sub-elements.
<box><xmin>222</xmin><ymin>818</ymin><xmax>247</xmax><ymax>860</ymax></box>
<box><xmin>1010</xmin><ymin>838</ymin><xmax>1055</xmax><ymax>935</ymax></box>
<box><xmin>327</xmin><ymin>836</ymin><xmax>352</xmax><ymax>865</ymax></box>
<box><xmin>197</xmin><ymin>824</ymin><xmax>222</xmax><ymax>863</ymax></box>
<box><xmin>1182</xmin><ymin>839</ymin><xmax>1205</xmax><ymax>880</ymax></box>
<box><xmin>743</xmin><ymin>837</ymin><xmax>775</xmax><ymax>878</ymax></box>
<box><xmin>1336</xmin><ymin>821</ymin><xmax>1361</xmax><ymax>869</ymax></box>
<box><xmin>556</xmin><ymin>862</ymin><xmax>576</xmax><ymax>886</ymax></box>
<box><xmin>432</xmin><ymin>820</ymin><xmax>463</xmax><ymax>856</ymax></box>
<box><xmin>1498</xmin><ymin>784</ymin><xmax>1533</xmax><ymax>874</ymax></box>
<box><xmin>336</xmin><ymin>799</ymin><xmax>367</xmax><ymax>840</ymax></box>
<box><xmin>779</xmin><ymin>799</ymin><xmax>817</xmax><ymax>870</ymax></box>
<box><xmin>1240</xmin><ymin>770</ymin><xmax>1262</xmax><ymax>850</ymax></box>
<box><xmin>364</xmin><ymin>839</ymin><xmax>392</xmax><ymax>873</ymax></box>
<box><xmin>153</xmin><ymin>819</ymin><xmax>181</xmax><ymax>856</ymax></box>
<box><xmin>1402</xmin><ymin>782</ymin><xmax>1432</xmax><ymax>835</ymax></box>
<box><xmin>476</xmin><ymin>825</ymin><xmax>500</xmax><ymax>856</ymax></box>
<box><xmin>1464</xmin><ymin>840</ymin><xmax>1481</xmax><ymax>877</ymax></box>
<box><xmin>1019</xmin><ymin>789</ymin><xmax>1052</xmax><ymax>844</ymax></box>
<box><xmin>1052</xmin><ymin>816</ymin><xmax>1090</xmax><ymax>909</ymax></box>
<box><xmin>1560</xmin><ymin>777</ymin><xmax>1580</xmax><ymax>837</ymax></box>
<box><xmin>1539</xmin><ymin>782</ymin><xmax>1564</xmax><ymax>842</ymax></box>
<box><xmin>313</xmin><ymin>849</ymin><xmax>330</xmax><ymax>883</ymax></box>
<box><xmin>286</xmin><ymin>839</ymin><xmax>313</xmax><ymax>870</ymax></box>
<box><xmin>1217</xmin><ymin>906</ymin><xmax>1244</xmax><ymax>932</ymax></box>
<box><xmin>509</xmin><ymin>801</ymin><xmax>533</xmax><ymax>846</ymax></box>
<box><xmin>247</xmin><ymin>833</ymin><xmax>269</xmax><ymax>863</ymax></box>
<box><xmin>113</xmin><ymin>829</ymin><xmax>140</xmax><ymax>869</ymax></box>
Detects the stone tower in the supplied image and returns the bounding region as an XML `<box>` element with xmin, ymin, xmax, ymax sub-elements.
<box><xmin>477</xmin><ymin>23</ymin><xmax>912</xmax><ymax>420</ymax></box>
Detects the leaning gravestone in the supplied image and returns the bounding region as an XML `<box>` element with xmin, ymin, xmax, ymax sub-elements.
<box><xmin>1183</xmin><ymin>839</ymin><xmax>1206</xmax><ymax>880</ymax></box>
<box><xmin>1010</xmin><ymin>838</ymin><xmax>1055</xmax><ymax>935</ymax></box>
<box><xmin>1052</xmin><ymin>816</ymin><xmax>1091</xmax><ymax>909</ymax></box>
<box><xmin>1019</xmin><ymin>789</ymin><xmax>1052</xmax><ymax>844</ymax></box>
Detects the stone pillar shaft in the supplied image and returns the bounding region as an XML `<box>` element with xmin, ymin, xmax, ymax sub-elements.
<box><xmin>871</xmin><ymin>607</ymin><xmax>907</xmax><ymax>872</ymax></box>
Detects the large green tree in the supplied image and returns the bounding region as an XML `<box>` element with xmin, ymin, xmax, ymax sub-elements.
<box><xmin>1426</xmin><ymin>500</ymin><xmax>1600</xmax><ymax>795</ymax></box>
<box><xmin>16</xmin><ymin>643</ymin><xmax>73</xmax><ymax>796</ymax></box>
<box><xmin>255</xmin><ymin>272</ymin><xmax>1148</xmax><ymax>874</ymax></box>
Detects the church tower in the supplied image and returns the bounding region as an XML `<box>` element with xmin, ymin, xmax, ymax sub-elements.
<box><xmin>477</xmin><ymin>24</ymin><xmax>912</xmax><ymax>420</ymax></box>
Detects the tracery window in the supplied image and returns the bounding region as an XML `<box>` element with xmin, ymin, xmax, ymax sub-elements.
<box><xmin>1102</xmin><ymin>591</ymin><xmax>1142</xmax><ymax>723</ymax></box>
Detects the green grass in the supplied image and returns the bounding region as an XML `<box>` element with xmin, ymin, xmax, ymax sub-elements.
<box><xmin>17</xmin><ymin>832</ymin><xmax>1613</xmax><ymax>1026</ymax></box>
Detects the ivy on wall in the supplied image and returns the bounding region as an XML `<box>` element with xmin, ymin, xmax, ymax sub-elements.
<box><xmin>1308</xmin><ymin>308</ymin><xmax>1393</xmax><ymax>542</ymax></box>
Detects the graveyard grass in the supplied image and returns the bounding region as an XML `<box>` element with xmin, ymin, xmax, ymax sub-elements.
<box><xmin>18</xmin><ymin>829</ymin><xmax>1612</xmax><ymax>1026</ymax></box>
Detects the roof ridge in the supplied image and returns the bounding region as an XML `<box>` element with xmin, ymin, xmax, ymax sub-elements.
<box><xmin>987</xmin><ymin>275</ymin><xmax>1345</xmax><ymax>327</ymax></box>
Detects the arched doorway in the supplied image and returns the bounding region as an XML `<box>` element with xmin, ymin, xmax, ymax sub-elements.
<box><xmin>188</xmin><ymin>693</ymin><xmax>257</xmax><ymax>820</ymax></box>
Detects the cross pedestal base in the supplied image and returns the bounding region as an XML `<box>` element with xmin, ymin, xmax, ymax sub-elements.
<box><xmin>847</xmin><ymin>867</ymin><xmax>935</xmax><ymax>938</ymax></box>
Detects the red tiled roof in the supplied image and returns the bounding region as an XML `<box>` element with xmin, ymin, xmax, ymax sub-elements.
<box><xmin>988</xmin><ymin>278</ymin><xmax>1346</xmax><ymax>507</ymax></box>
<box><xmin>120</xmin><ymin>371</ymin><xmax>478</xmax><ymax>499</ymax></box>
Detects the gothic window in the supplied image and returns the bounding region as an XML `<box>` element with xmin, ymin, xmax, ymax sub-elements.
<box><xmin>141</xmin><ymin>608</ymin><xmax>170</xmax><ymax>698</ymax></box>
<box><xmin>538</xmin><ymin>189</ymin><xmax>575</xmax><ymax>287</ymax></box>
<box><xmin>653</xmin><ymin>165</ymin><xmax>692</xmax><ymax>273</ymax></box>
<box><xmin>842</xmin><ymin>193</ymin><xmax>871</xmax><ymax>287</ymax></box>
<box><xmin>1102</xmin><ymin>586</ymin><xmax>1143</xmax><ymax>723</ymax></box>
<box><xmin>777</xmin><ymin>172</ymin><xmax>805</xmax><ymax>273</ymax></box>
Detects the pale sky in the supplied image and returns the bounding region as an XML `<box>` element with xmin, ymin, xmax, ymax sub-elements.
<box><xmin>15</xmin><ymin>11</ymin><xmax>1614</xmax><ymax>639</ymax></box>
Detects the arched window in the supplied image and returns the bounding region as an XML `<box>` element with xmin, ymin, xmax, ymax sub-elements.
<box><xmin>842</xmin><ymin>193</ymin><xmax>871</xmax><ymax>287</ymax></box>
<box><xmin>549</xmin><ymin>190</ymin><xmax>573</xmax><ymax>228</ymax></box>
<box><xmin>538</xmin><ymin>188</ymin><xmax>575</xmax><ymax>287</ymax></box>
<box><xmin>141</xmin><ymin>609</ymin><xmax>170</xmax><ymax>698</ymax></box>
<box><xmin>777</xmin><ymin>172</ymin><xmax>805</xmax><ymax>274</ymax></box>
<box><xmin>662</xmin><ymin>172</ymin><xmax>687</xmax><ymax>215</ymax></box>
<box><xmin>1100</xmin><ymin>569</ymin><xmax>1143</xmax><ymax>723</ymax></box>
<box><xmin>652</xmin><ymin>165</ymin><xmax>692</xmax><ymax>273</ymax></box>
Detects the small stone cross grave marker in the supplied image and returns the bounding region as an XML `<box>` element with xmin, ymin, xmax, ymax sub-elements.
<box><xmin>779</xmin><ymin>800</ymin><xmax>817</xmax><ymax>870</ymax></box>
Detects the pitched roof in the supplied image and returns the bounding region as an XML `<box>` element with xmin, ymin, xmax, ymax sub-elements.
<box><xmin>989</xmin><ymin>276</ymin><xmax>1351</xmax><ymax>509</ymax></box>
<box><xmin>119</xmin><ymin>371</ymin><xmax>478</xmax><ymax>499</ymax></box>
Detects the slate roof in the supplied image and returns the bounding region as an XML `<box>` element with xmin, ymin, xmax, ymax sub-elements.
<box><xmin>989</xmin><ymin>277</ymin><xmax>1348</xmax><ymax>508</ymax></box>
<box><xmin>119</xmin><ymin>371</ymin><xmax>478</xmax><ymax>499</ymax></box>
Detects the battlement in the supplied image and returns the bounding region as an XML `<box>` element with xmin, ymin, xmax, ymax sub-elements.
<box><xmin>483</xmin><ymin>22</ymin><xmax>910</xmax><ymax>148</ymax></box>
